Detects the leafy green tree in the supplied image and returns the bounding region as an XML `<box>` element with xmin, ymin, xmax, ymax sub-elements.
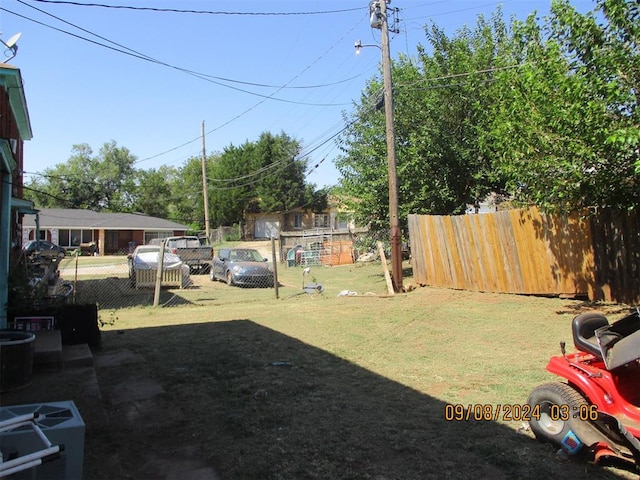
<box><xmin>251</xmin><ymin>132</ymin><xmax>311</xmax><ymax>212</ymax></box>
<box><xmin>209</xmin><ymin>143</ymin><xmax>255</xmax><ymax>226</ymax></box>
<box><xmin>23</xmin><ymin>131</ymin><xmax>323</xmax><ymax>231</ymax></box>
<box><xmin>24</xmin><ymin>141</ymin><xmax>137</xmax><ymax>211</ymax></box>
<box><xmin>483</xmin><ymin>0</ymin><xmax>640</xmax><ymax>212</ymax></box>
<box><xmin>131</xmin><ymin>166</ymin><xmax>175</xmax><ymax>219</ymax></box>
<box><xmin>209</xmin><ymin>131</ymin><xmax>325</xmax><ymax>226</ymax></box>
<box><xmin>168</xmin><ymin>156</ymin><xmax>213</xmax><ymax>229</ymax></box>
<box><xmin>336</xmin><ymin>10</ymin><xmax>514</xmax><ymax>232</ymax></box>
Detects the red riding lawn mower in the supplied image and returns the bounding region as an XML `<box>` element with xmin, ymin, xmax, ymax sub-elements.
<box><xmin>527</xmin><ymin>309</ymin><xmax>640</xmax><ymax>472</ymax></box>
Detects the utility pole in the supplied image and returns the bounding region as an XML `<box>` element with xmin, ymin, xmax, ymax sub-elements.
<box><xmin>378</xmin><ymin>0</ymin><xmax>403</xmax><ymax>292</ymax></box>
<box><xmin>201</xmin><ymin>121</ymin><xmax>211</xmax><ymax>243</ymax></box>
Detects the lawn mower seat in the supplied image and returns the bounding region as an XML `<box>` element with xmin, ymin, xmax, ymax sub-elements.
<box><xmin>595</xmin><ymin>311</ymin><xmax>640</xmax><ymax>371</ymax></box>
<box><xmin>572</xmin><ymin>313</ymin><xmax>608</xmax><ymax>359</ymax></box>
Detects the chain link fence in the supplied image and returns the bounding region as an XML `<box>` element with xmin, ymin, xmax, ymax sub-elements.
<box><xmin>10</xmin><ymin>237</ymin><xmax>356</xmax><ymax>321</ymax></box>
<box><xmin>54</xmin><ymin>253</ymin><xmax>210</xmax><ymax>309</ymax></box>
<box><xmin>35</xmin><ymin>249</ymin><xmax>280</xmax><ymax>311</ymax></box>
<box><xmin>8</xmin><ymin>252</ymin><xmax>208</xmax><ymax>315</ymax></box>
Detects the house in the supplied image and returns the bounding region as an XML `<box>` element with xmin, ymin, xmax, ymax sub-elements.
<box><xmin>244</xmin><ymin>196</ymin><xmax>368</xmax><ymax>266</ymax></box>
<box><xmin>21</xmin><ymin>208</ymin><xmax>192</xmax><ymax>255</ymax></box>
<box><xmin>0</xmin><ymin>63</ymin><xmax>34</xmax><ymax>328</ymax></box>
<box><xmin>244</xmin><ymin>195</ymin><xmax>362</xmax><ymax>240</ymax></box>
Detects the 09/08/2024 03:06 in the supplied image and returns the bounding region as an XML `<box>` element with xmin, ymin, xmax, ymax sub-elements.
<box><xmin>444</xmin><ymin>403</ymin><xmax>600</xmax><ymax>422</ymax></box>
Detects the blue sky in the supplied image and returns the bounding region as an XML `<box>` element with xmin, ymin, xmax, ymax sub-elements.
<box><xmin>2</xmin><ymin>0</ymin><xmax>593</xmax><ymax>188</ymax></box>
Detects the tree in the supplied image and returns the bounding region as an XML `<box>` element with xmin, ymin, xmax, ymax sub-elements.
<box><xmin>250</xmin><ymin>132</ymin><xmax>311</xmax><ymax>213</ymax></box>
<box><xmin>483</xmin><ymin>0</ymin><xmax>640</xmax><ymax>212</ymax></box>
<box><xmin>169</xmin><ymin>156</ymin><xmax>214</xmax><ymax>230</ymax></box>
<box><xmin>208</xmin><ymin>144</ymin><xmax>252</xmax><ymax>227</ymax></box>
<box><xmin>336</xmin><ymin>9</ymin><xmax>514</xmax><ymax>233</ymax></box>
<box><xmin>22</xmin><ymin>130</ymin><xmax>324</xmax><ymax>231</ymax></box>
<box><xmin>209</xmin><ymin>132</ymin><xmax>325</xmax><ymax>227</ymax></box>
<box><xmin>131</xmin><ymin>166</ymin><xmax>175</xmax><ymax>219</ymax></box>
<box><xmin>24</xmin><ymin>141</ymin><xmax>137</xmax><ymax>211</ymax></box>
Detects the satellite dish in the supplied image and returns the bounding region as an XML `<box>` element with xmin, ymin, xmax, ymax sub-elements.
<box><xmin>1</xmin><ymin>32</ymin><xmax>21</xmax><ymax>61</ymax></box>
<box><xmin>5</xmin><ymin>32</ymin><xmax>22</xmax><ymax>49</ymax></box>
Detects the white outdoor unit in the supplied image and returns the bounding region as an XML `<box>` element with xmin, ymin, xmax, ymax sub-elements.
<box><xmin>0</xmin><ymin>401</ymin><xmax>85</xmax><ymax>480</ymax></box>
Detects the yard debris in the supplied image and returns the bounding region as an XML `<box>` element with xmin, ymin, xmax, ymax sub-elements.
<box><xmin>338</xmin><ymin>290</ymin><xmax>358</xmax><ymax>297</ymax></box>
<box><xmin>303</xmin><ymin>283</ymin><xmax>324</xmax><ymax>294</ymax></box>
<box><xmin>336</xmin><ymin>290</ymin><xmax>379</xmax><ymax>297</ymax></box>
<box><xmin>356</xmin><ymin>251</ymin><xmax>379</xmax><ymax>262</ymax></box>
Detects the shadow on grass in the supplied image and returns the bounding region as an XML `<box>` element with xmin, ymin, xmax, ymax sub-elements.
<box><xmin>84</xmin><ymin>320</ymin><xmax>622</xmax><ymax>480</ymax></box>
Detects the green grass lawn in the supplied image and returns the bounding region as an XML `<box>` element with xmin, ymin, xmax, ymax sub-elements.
<box><xmin>10</xmin><ymin>253</ymin><xmax>634</xmax><ymax>479</ymax></box>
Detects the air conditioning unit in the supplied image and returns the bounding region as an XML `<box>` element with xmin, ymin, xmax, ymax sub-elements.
<box><xmin>0</xmin><ymin>401</ymin><xmax>85</xmax><ymax>480</ymax></box>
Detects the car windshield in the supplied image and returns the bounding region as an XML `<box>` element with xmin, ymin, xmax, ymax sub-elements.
<box><xmin>230</xmin><ymin>249</ymin><xmax>263</xmax><ymax>262</ymax></box>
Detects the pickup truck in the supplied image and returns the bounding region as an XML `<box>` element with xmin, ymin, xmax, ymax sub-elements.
<box><xmin>150</xmin><ymin>236</ymin><xmax>213</xmax><ymax>273</ymax></box>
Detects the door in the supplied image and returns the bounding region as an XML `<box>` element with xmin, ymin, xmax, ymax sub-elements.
<box><xmin>213</xmin><ymin>248</ymin><xmax>229</xmax><ymax>280</ymax></box>
<box><xmin>254</xmin><ymin>218</ymin><xmax>280</xmax><ymax>239</ymax></box>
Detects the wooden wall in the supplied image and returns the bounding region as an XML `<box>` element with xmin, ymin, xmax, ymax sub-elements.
<box><xmin>408</xmin><ymin>208</ymin><xmax>594</xmax><ymax>296</ymax></box>
<box><xmin>588</xmin><ymin>209</ymin><xmax>640</xmax><ymax>304</ymax></box>
<box><xmin>407</xmin><ymin>207</ymin><xmax>638</xmax><ymax>302</ymax></box>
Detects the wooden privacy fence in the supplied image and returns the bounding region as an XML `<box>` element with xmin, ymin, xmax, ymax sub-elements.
<box><xmin>408</xmin><ymin>207</ymin><xmax>640</xmax><ymax>304</ymax></box>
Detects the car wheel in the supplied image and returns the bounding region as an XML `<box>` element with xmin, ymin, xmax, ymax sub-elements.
<box><xmin>226</xmin><ymin>271</ymin><xmax>234</xmax><ymax>286</ymax></box>
<box><xmin>527</xmin><ymin>382</ymin><xmax>588</xmax><ymax>448</ymax></box>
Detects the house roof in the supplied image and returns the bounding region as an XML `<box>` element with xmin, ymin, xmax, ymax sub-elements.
<box><xmin>21</xmin><ymin>208</ymin><xmax>191</xmax><ymax>231</ymax></box>
<box><xmin>0</xmin><ymin>64</ymin><xmax>32</xmax><ymax>141</ymax></box>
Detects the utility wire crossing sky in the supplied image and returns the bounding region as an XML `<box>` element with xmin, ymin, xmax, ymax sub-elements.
<box><xmin>1</xmin><ymin>0</ymin><xmax>593</xmax><ymax>188</ymax></box>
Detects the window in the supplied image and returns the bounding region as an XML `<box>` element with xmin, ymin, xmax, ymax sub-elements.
<box><xmin>294</xmin><ymin>213</ymin><xmax>303</xmax><ymax>229</ymax></box>
<box><xmin>70</xmin><ymin>229</ymin><xmax>82</xmax><ymax>246</ymax></box>
<box><xmin>335</xmin><ymin>215</ymin><xmax>350</xmax><ymax>230</ymax></box>
<box><xmin>314</xmin><ymin>214</ymin><xmax>329</xmax><ymax>229</ymax></box>
<box><xmin>58</xmin><ymin>229</ymin><xmax>70</xmax><ymax>246</ymax></box>
<box><xmin>58</xmin><ymin>229</ymin><xmax>94</xmax><ymax>247</ymax></box>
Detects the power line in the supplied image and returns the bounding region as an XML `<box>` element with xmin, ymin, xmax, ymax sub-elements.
<box><xmin>206</xmin><ymin>159</ymin><xmax>289</xmax><ymax>185</ymax></box>
<box><xmin>7</xmin><ymin>1</ymin><xmax>365</xmax><ymax>169</ymax></box>
<box><xmin>8</xmin><ymin>3</ymin><xmax>358</xmax><ymax>101</ymax></box>
<box><xmin>401</xmin><ymin>0</ymin><xmax>515</xmax><ymax>23</ymax></box>
<box><xmin>139</xmin><ymin>15</ymin><xmax>367</xmax><ymax>164</ymax></box>
<box><xmin>26</xmin><ymin>0</ymin><xmax>365</xmax><ymax>16</ymax></box>
<box><xmin>394</xmin><ymin>63</ymin><xmax>525</xmax><ymax>91</ymax></box>
<box><xmin>20</xmin><ymin>0</ymin><xmax>363</xmax><ymax>91</ymax></box>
